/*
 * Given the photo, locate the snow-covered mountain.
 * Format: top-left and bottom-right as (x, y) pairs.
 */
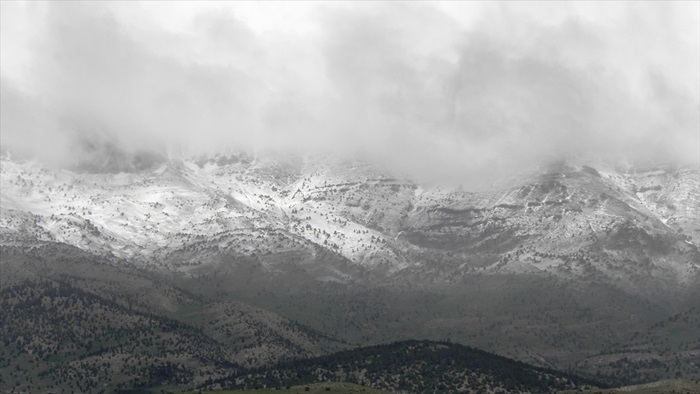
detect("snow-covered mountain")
(2, 152), (700, 384)
(2, 153), (698, 287)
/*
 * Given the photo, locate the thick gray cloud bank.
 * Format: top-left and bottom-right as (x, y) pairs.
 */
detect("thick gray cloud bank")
(1, 1), (698, 182)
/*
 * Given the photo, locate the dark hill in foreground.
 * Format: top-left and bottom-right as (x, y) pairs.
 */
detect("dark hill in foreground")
(210, 340), (604, 393)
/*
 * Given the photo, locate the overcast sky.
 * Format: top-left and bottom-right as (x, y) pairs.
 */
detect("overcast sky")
(1, 1), (698, 182)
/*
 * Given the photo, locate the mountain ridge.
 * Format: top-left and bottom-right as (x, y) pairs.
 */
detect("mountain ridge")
(2, 154), (697, 283)
(1, 153), (699, 387)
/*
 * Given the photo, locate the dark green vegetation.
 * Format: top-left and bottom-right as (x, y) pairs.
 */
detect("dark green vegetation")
(0, 243), (343, 393)
(211, 340), (603, 393)
(1, 280), (233, 393)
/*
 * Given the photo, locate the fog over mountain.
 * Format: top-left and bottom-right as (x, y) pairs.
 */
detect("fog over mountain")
(1, 1), (698, 183)
(3, 3), (700, 392)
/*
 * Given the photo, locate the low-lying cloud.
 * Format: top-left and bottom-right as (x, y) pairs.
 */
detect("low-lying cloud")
(1, 1), (698, 183)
